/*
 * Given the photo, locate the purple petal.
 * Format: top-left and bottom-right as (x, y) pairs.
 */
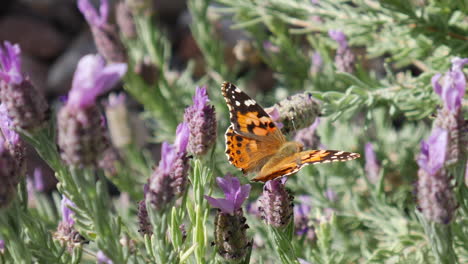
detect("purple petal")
(78, 0), (107, 27)
(418, 128), (448, 175)
(233, 184), (251, 209)
(193, 86), (209, 110)
(159, 142), (176, 174)
(175, 122), (190, 153)
(216, 175), (239, 196)
(0, 41), (22, 84)
(68, 54), (126, 109)
(204, 195), (234, 214)
(0, 240), (4, 250)
(33, 167), (45, 192)
(431, 73), (442, 96)
(0, 104), (20, 146)
(328, 30), (348, 49)
(61, 196), (76, 225)
(442, 71), (465, 112)
(451, 57), (468, 72)
(97, 250), (114, 264)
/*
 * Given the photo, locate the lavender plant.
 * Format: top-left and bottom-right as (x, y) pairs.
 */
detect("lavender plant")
(0, 0), (467, 264)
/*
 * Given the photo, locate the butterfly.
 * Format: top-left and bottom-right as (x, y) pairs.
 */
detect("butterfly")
(222, 82), (360, 182)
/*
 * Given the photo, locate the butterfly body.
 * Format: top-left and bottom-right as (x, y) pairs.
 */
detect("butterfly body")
(222, 82), (360, 182)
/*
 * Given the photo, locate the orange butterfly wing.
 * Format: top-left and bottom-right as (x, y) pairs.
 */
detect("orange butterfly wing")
(253, 150), (360, 182)
(222, 82), (285, 174)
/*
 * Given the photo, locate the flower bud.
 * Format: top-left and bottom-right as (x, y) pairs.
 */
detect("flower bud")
(214, 209), (251, 260)
(258, 178), (294, 228)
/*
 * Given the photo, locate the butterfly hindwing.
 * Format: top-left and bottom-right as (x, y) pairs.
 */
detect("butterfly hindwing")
(254, 150), (360, 182)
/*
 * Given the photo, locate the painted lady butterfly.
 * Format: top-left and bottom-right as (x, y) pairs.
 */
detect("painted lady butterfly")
(222, 82), (360, 182)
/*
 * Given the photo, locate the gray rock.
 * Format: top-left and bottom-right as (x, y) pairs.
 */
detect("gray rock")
(47, 30), (96, 95)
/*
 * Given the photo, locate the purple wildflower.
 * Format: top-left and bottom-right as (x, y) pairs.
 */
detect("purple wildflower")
(0, 137), (18, 208)
(416, 128), (457, 224)
(147, 123), (190, 211)
(364, 142), (381, 184)
(184, 86), (217, 156)
(294, 118), (320, 149)
(328, 30), (355, 73)
(431, 58), (468, 165)
(105, 93), (132, 148)
(258, 178), (294, 228)
(97, 250), (114, 264)
(207, 175), (252, 260)
(0, 104), (20, 147)
(57, 54), (126, 166)
(205, 175), (251, 215)
(0, 42), (48, 131)
(0, 240), (4, 253)
(265, 107), (284, 129)
(54, 196), (86, 251)
(78, 0), (127, 63)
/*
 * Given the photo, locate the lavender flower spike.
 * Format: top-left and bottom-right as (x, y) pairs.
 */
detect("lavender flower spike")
(416, 128), (457, 224)
(431, 58), (467, 113)
(147, 122), (190, 211)
(184, 86), (217, 156)
(206, 175), (252, 260)
(259, 178), (294, 228)
(61, 196), (76, 226)
(58, 54), (126, 166)
(54, 195), (86, 251)
(0, 42), (48, 130)
(204, 175), (251, 215)
(78, 0), (127, 63)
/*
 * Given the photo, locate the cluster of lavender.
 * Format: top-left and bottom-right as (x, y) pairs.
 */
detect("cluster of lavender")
(416, 58), (468, 224)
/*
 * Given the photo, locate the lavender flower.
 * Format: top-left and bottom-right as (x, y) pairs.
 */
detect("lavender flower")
(0, 240), (4, 253)
(0, 42), (48, 131)
(147, 123), (190, 211)
(57, 54), (127, 166)
(205, 175), (251, 260)
(184, 86), (217, 156)
(0, 103), (25, 172)
(265, 92), (321, 134)
(293, 118), (321, 149)
(97, 250), (114, 264)
(364, 142), (381, 184)
(78, 0), (127, 63)
(258, 178), (294, 228)
(416, 128), (456, 224)
(432, 57), (468, 165)
(105, 93), (132, 148)
(54, 196), (86, 251)
(329, 30), (355, 73)
(205, 175), (251, 215)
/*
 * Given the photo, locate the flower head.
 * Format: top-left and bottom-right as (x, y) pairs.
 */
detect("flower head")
(184, 86), (217, 156)
(205, 175), (251, 215)
(259, 178), (294, 228)
(77, 0), (109, 28)
(328, 30), (348, 49)
(0, 41), (22, 85)
(432, 57), (467, 113)
(147, 122), (190, 210)
(417, 128), (448, 176)
(329, 30), (355, 73)
(68, 54), (127, 109)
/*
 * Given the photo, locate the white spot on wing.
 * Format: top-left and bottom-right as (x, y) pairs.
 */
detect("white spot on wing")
(235, 101), (241, 106)
(235, 87), (241, 93)
(245, 99), (256, 106)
